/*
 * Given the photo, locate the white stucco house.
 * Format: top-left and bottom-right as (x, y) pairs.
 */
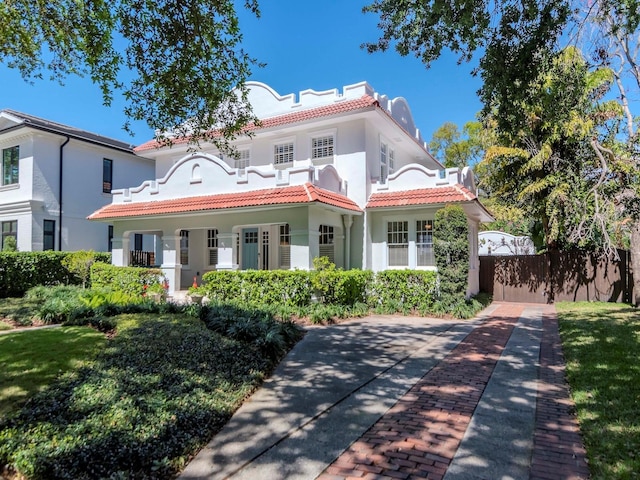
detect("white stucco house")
(0, 110), (155, 252)
(88, 81), (493, 294)
(478, 231), (535, 255)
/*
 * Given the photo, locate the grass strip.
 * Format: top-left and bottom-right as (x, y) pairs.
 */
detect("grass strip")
(557, 302), (640, 479)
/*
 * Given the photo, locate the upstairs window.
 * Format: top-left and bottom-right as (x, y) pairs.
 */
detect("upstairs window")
(103, 158), (113, 193)
(416, 220), (435, 267)
(311, 135), (334, 159)
(380, 141), (395, 183)
(234, 149), (251, 171)
(318, 225), (335, 264)
(207, 229), (218, 267)
(387, 221), (408, 266)
(2, 146), (19, 186)
(274, 142), (294, 165)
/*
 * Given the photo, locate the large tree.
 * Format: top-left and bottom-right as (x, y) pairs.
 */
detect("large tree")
(0, 0), (261, 148)
(429, 120), (488, 168)
(365, 0), (640, 304)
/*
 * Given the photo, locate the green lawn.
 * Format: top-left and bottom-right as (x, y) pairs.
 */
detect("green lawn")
(557, 302), (640, 480)
(0, 326), (106, 419)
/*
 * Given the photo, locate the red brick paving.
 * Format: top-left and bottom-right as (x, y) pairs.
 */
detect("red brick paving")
(317, 303), (590, 480)
(530, 308), (590, 480)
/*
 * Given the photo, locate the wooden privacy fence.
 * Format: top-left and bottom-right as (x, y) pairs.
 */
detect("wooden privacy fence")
(479, 250), (634, 303)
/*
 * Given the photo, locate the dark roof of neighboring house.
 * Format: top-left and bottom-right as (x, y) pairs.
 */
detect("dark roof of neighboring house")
(0, 109), (136, 153)
(88, 183), (362, 220)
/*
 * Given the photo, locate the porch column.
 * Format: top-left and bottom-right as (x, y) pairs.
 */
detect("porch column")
(216, 232), (238, 271)
(111, 237), (128, 266)
(342, 214), (353, 269)
(161, 235), (181, 294)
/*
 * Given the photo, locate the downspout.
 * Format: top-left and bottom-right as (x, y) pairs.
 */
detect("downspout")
(58, 136), (70, 251)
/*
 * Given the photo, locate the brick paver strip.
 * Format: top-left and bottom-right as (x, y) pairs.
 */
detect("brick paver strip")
(529, 309), (589, 480)
(318, 303), (524, 480)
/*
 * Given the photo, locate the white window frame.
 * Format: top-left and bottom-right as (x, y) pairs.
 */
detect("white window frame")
(279, 224), (291, 269)
(318, 224), (335, 264)
(379, 138), (395, 183)
(273, 138), (295, 166)
(387, 220), (409, 267)
(310, 130), (336, 161)
(234, 147), (251, 171)
(416, 220), (435, 267)
(180, 230), (189, 267)
(207, 229), (219, 267)
(2, 145), (19, 187)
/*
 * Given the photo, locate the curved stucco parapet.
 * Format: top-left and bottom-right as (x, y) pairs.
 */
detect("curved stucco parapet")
(373, 94), (426, 149)
(245, 81), (298, 118)
(379, 164), (478, 195)
(460, 166), (476, 193)
(315, 165), (346, 194)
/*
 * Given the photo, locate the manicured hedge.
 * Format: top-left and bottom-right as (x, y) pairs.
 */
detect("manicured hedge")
(90, 263), (165, 297)
(0, 251), (111, 297)
(201, 269), (436, 309)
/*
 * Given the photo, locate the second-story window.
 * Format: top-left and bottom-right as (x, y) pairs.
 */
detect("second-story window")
(274, 142), (294, 165)
(2, 146), (19, 186)
(380, 141), (395, 183)
(311, 135), (334, 159)
(103, 158), (113, 193)
(234, 149), (250, 170)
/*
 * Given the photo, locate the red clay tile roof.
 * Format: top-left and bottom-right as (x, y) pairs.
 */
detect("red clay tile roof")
(366, 185), (476, 209)
(134, 95), (378, 152)
(88, 183), (361, 220)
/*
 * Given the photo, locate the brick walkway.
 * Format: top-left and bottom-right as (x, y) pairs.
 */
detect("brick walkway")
(317, 303), (589, 480)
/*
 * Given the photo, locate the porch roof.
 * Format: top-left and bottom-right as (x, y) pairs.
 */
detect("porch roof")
(88, 183), (362, 220)
(366, 185), (476, 208)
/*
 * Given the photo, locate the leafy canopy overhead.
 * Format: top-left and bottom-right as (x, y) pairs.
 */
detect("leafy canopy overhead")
(0, 0), (261, 148)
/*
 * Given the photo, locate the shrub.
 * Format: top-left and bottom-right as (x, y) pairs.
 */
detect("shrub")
(434, 205), (470, 306)
(370, 270), (437, 310)
(0, 251), (110, 297)
(2, 236), (17, 252)
(62, 250), (98, 288)
(90, 263), (164, 296)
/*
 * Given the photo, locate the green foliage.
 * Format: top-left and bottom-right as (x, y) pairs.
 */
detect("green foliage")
(0, 0), (261, 148)
(429, 120), (488, 168)
(0, 313), (287, 479)
(0, 251), (111, 298)
(90, 263), (164, 297)
(61, 250), (98, 288)
(202, 270), (313, 307)
(369, 270), (437, 311)
(2, 236), (17, 252)
(310, 258), (374, 306)
(434, 205), (470, 306)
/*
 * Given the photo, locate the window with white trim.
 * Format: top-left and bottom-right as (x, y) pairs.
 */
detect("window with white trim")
(207, 229), (218, 267)
(279, 224), (291, 269)
(416, 220), (435, 266)
(318, 225), (335, 264)
(2, 146), (19, 186)
(274, 142), (294, 165)
(311, 135), (334, 159)
(180, 230), (189, 266)
(234, 149), (250, 170)
(262, 230), (269, 270)
(380, 141), (395, 183)
(387, 221), (408, 266)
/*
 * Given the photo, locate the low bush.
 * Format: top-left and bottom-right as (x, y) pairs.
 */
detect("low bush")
(369, 270), (438, 310)
(0, 251), (111, 297)
(90, 263), (165, 296)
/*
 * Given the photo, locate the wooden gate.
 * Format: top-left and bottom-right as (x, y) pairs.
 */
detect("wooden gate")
(479, 250), (633, 303)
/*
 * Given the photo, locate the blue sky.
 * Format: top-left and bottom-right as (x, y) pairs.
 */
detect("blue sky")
(0, 1), (483, 147)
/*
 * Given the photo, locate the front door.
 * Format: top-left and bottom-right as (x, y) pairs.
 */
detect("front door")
(242, 228), (259, 270)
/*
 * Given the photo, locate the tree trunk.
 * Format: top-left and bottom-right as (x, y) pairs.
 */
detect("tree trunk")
(630, 221), (640, 306)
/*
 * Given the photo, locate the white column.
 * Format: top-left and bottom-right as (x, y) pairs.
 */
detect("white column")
(161, 235), (181, 293)
(342, 214), (353, 270)
(111, 237), (127, 266)
(290, 228), (310, 270)
(216, 232), (238, 271)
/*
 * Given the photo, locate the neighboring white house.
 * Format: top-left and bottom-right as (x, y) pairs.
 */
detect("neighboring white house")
(0, 110), (155, 253)
(89, 81), (493, 294)
(478, 231), (535, 255)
